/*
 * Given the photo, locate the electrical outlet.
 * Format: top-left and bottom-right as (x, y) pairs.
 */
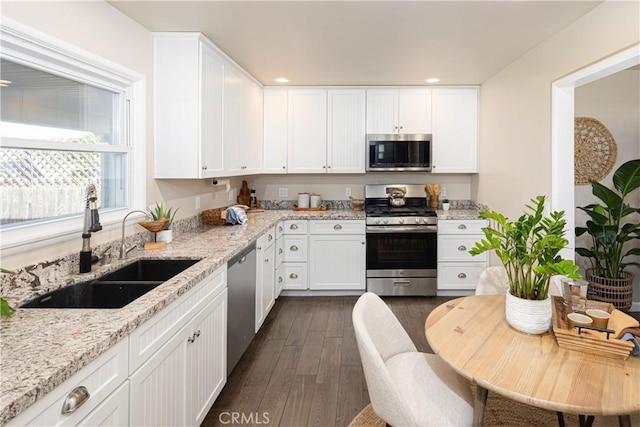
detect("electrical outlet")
(345, 187), (351, 197)
(279, 188), (288, 198)
(195, 196), (201, 210)
(228, 189), (235, 202)
(440, 187), (447, 197)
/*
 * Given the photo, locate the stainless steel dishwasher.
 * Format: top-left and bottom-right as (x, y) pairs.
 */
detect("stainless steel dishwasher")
(226, 242), (256, 376)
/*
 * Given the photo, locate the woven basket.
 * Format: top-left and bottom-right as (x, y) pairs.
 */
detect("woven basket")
(138, 218), (169, 233)
(586, 269), (634, 312)
(574, 117), (617, 185)
(202, 208), (226, 226)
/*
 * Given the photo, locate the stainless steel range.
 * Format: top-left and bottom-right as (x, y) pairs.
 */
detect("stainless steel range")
(365, 184), (438, 296)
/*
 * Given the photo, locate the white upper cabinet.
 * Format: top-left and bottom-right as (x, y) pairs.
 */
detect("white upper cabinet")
(287, 89), (328, 173)
(263, 89), (288, 173)
(366, 89), (432, 134)
(327, 89), (366, 173)
(431, 87), (479, 173)
(154, 33), (225, 178)
(224, 67), (263, 176)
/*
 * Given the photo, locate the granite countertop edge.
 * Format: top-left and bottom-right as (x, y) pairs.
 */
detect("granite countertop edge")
(0, 208), (481, 424)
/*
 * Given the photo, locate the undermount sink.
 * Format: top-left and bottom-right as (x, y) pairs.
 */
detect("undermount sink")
(20, 259), (201, 309)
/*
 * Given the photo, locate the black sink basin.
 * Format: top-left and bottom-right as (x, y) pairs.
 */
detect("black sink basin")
(98, 259), (200, 282)
(21, 259), (201, 309)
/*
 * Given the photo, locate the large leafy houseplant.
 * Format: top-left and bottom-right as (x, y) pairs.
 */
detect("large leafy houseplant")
(470, 195), (581, 300)
(575, 159), (640, 280)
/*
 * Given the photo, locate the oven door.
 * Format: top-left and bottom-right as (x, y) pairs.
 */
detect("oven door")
(366, 225), (437, 273)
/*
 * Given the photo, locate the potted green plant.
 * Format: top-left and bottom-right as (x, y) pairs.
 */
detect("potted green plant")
(575, 159), (640, 311)
(148, 202), (180, 244)
(470, 195), (581, 334)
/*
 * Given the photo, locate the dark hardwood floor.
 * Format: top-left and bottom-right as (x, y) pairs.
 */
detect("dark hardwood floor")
(202, 295), (453, 427)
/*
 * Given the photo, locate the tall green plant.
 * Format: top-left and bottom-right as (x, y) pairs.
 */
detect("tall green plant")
(148, 202), (180, 230)
(470, 195), (581, 300)
(575, 159), (640, 279)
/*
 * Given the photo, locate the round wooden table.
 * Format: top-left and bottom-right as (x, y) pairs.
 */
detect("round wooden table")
(425, 295), (640, 427)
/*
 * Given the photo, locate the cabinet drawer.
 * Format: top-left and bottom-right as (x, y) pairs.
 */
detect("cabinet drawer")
(8, 339), (128, 427)
(283, 220), (308, 234)
(309, 220), (365, 234)
(283, 235), (308, 262)
(438, 263), (486, 290)
(438, 235), (487, 262)
(275, 221), (285, 239)
(281, 263), (308, 290)
(129, 264), (226, 373)
(275, 236), (284, 266)
(438, 219), (487, 235)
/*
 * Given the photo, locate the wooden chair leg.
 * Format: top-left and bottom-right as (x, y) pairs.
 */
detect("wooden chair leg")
(579, 414), (595, 427)
(556, 411), (565, 427)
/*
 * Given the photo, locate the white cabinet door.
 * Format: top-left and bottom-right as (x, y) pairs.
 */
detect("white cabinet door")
(366, 89), (431, 134)
(154, 33), (224, 179)
(327, 90), (366, 173)
(224, 65), (245, 176)
(287, 89), (327, 173)
(263, 89), (288, 173)
(255, 228), (275, 332)
(188, 289), (228, 426)
(309, 235), (366, 290)
(398, 89), (432, 134)
(130, 324), (189, 427)
(244, 79), (264, 174)
(366, 89), (398, 133)
(432, 87), (479, 173)
(199, 41), (225, 177)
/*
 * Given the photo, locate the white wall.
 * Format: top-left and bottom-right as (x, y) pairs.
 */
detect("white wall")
(475, 1), (640, 217)
(574, 69), (640, 300)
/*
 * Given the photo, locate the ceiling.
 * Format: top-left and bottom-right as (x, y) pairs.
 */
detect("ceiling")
(108, 1), (602, 86)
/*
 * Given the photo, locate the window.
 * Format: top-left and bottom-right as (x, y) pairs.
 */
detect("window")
(0, 19), (145, 255)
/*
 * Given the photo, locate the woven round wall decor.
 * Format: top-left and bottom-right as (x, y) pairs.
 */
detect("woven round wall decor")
(574, 117), (617, 185)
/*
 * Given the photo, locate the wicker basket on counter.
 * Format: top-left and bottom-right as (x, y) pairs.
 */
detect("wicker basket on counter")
(202, 208), (226, 226)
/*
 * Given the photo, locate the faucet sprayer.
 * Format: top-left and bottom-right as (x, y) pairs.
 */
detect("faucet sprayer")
(79, 184), (102, 273)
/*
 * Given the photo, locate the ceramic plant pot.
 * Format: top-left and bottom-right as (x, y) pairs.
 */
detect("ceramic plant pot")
(156, 229), (173, 244)
(504, 290), (551, 335)
(442, 202), (450, 211)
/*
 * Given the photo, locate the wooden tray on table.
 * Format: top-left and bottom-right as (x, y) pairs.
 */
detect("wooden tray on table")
(551, 296), (637, 360)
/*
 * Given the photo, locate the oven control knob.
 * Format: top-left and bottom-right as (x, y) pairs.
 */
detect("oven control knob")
(375, 219), (381, 224)
(383, 219), (389, 224)
(422, 218), (429, 224)
(415, 218), (420, 224)
(398, 219), (404, 224)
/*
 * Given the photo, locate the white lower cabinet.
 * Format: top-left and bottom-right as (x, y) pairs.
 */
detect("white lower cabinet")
(256, 227), (276, 332)
(275, 222), (285, 297)
(7, 339), (129, 427)
(437, 219), (488, 291)
(129, 265), (227, 427)
(281, 220), (309, 290)
(308, 220), (366, 290)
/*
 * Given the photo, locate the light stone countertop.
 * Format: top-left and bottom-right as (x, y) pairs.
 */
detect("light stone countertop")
(0, 207), (481, 424)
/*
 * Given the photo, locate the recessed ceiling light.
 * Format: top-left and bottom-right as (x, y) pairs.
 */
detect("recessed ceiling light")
(274, 77), (289, 83)
(425, 78), (440, 83)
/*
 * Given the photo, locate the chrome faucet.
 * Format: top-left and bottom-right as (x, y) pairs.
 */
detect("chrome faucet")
(119, 210), (149, 260)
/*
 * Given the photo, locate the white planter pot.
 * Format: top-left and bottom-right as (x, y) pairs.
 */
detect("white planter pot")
(156, 229), (173, 244)
(442, 203), (450, 211)
(504, 290), (551, 335)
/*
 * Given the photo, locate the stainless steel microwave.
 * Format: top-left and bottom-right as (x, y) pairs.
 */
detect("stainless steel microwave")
(366, 134), (432, 172)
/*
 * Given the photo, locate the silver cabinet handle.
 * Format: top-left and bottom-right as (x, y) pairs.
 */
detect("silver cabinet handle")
(361, 241), (365, 245)
(393, 280), (411, 286)
(290, 224), (298, 230)
(202, 165), (208, 170)
(458, 245), (467, 251)
(238, 256), (246, 264)
(290, 245), (299, 251)
(278, 276), (283, 283)
(278, 226), (283, 232)
(278, 248), (283, 254)
(458, 273), (467, 279)
(265, 258), (269, 263)
(333, 224), (342, 230)
(61, 386), (90, 415)
(268, 234), (273, 241)
(289, 273), (298, 279)
(458, 224), (467, 230)
(194, 330), (201, 338)
(256, 246), (262, 250)
(188, 335), (195, 343)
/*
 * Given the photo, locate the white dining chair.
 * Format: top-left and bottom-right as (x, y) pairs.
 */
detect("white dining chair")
(352, 292), (474, 427)
(475, 266), (509, 295)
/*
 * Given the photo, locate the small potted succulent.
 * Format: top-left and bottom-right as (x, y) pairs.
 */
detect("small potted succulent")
(442, 199), (450, 211)
(148, 202), (180, 244)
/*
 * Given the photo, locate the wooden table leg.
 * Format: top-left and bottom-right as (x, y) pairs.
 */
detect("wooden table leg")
(618, 415), (631, 427)
(556, 412), (565, 427)
(474, 386), (488, 427)
(578, 415), (594, 427)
